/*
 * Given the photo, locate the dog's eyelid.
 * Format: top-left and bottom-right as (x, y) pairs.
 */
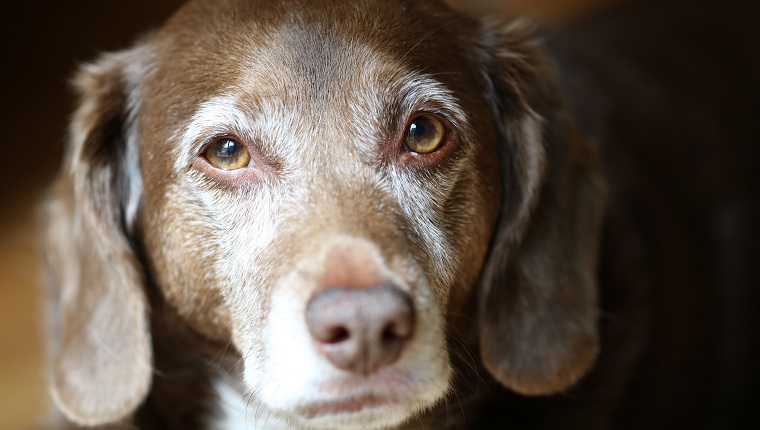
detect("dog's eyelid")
(195, 132), (247, 156)
(188, 131), (284, 187)
(398, 95), (469, 143)
(203, 137), (253, 171)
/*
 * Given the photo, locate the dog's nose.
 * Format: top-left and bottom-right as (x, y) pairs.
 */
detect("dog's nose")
(305, 284), (415, 374)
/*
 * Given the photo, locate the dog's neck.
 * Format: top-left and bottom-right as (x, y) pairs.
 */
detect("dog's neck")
(208, 373), (290, 430)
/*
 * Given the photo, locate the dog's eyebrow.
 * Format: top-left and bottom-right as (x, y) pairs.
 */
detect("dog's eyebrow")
(173, 73), (469, 172)
(401, 75), (467, 119)
(173, 94), (257, 172)
(395, 74), (469, 128)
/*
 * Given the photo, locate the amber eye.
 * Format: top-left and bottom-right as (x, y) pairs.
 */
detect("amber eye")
(205, 138), (251, 170)
(405, 114), (446, 154)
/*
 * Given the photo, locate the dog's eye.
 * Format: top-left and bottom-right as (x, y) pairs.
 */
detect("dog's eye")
(205, 138), (251, 170)
(405, 114), (446, 154)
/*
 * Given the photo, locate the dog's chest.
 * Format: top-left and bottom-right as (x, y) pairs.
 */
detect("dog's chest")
(208, 377), (291, 430)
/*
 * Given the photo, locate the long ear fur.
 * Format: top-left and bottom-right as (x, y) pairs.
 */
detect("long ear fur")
(42, 46), (153, 425)
(477, 21), (607, 395)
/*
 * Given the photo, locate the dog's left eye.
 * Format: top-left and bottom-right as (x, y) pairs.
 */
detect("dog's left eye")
(205, 138), (251, 170)
(405, 114), (446, 154)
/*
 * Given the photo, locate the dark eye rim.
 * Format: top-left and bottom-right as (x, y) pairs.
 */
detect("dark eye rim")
(395, 111), (459, 166)
(403, 113), (448, 154)
(193, 134), (265, 185)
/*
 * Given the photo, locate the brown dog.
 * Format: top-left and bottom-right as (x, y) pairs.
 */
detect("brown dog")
(42, 0), (758, 429)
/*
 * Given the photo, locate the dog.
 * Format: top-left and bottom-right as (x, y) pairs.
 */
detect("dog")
(41, 0), (759, 429)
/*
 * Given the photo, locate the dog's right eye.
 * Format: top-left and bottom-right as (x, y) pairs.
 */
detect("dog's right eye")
(204, 138), (252, 170)
(404, 114), (447, 154)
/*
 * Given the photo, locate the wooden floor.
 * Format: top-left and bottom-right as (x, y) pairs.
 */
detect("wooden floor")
(0, 195), (48, 429)
(0, 1), (616, 428)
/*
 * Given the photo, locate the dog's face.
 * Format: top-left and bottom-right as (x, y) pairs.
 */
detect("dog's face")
(142, 0), (500, 425)
(44, 0), (605, 428)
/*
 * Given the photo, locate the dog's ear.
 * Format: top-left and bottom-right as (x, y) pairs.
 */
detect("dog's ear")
(42, 46), (152, 425)
(476, 21), (606, 395)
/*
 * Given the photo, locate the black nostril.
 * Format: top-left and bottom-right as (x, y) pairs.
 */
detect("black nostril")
(382, 324), (397, 341)
(382, 325), (403, 351)
(382, 317), (412, 345)
(325, 327), (350, 344)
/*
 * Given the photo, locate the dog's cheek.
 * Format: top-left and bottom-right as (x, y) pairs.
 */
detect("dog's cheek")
(389, 146), (499, 316)
(446, 147), (502, 317)
(142, 185), (238, 342)
(186, 183), (282, 355)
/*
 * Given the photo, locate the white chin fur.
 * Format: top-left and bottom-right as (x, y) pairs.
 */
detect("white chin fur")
(235, 272), (451, 430)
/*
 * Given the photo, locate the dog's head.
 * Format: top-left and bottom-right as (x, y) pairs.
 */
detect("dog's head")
(43, 0), (605, 428)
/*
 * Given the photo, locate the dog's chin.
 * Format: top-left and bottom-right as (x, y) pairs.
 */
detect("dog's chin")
(252, 370), (450, 430)
(292, 396), (418, 430)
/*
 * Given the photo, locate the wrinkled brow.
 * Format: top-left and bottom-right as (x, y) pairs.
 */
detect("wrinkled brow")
(172, 72), (469, 172)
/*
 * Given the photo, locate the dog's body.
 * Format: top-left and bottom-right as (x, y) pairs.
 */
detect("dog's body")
(42, 0), (759, 429)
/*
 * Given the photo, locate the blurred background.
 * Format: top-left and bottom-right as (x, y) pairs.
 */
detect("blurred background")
(0, 2), (186, 427)
(0, 0), (757, 428)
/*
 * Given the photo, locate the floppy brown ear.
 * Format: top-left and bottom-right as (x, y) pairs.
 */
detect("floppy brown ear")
(42, 47), (153, 425)
(476, 21), (607, 395)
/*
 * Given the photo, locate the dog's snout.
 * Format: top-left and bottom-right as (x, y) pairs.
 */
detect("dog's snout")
(305, 284), (415, 374)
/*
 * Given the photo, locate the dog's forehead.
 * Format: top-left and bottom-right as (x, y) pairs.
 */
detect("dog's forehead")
(139, 0), (482, 152)
(154, 0), (474, 89)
